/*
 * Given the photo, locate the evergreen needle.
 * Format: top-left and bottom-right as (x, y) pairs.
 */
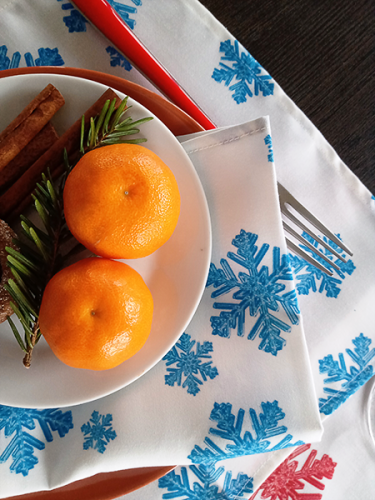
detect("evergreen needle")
(89, 117), (96, 148)
(20, 218), (50, 246)
(46, 180), (58, 209)
(7, 314), (27, 352)
(34, 199), (53, 240)
(80, 116), (85, 154)
(7, 255), (35, 278)
(10, 303), (34, 349)
(5, 247), (40, 273)
(6, 280), (38, 318)
(95, 99), (110, 139)
(103, 98), (117, 134)
(29, 227), (50, 263)
(106, 130), (140, 139)
(101, 138), (147, 145)
(110, 97), (128, 132)
(9, 267), (34, 299)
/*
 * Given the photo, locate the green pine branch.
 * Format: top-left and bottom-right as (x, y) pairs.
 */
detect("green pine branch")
(5, 96), (152, 368)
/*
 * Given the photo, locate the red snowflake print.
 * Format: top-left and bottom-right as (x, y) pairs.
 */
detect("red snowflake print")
(250, 444), (337, 500)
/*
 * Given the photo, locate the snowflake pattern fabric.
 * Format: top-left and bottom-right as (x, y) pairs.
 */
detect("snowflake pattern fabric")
(57, 0), (141, 32)
(0, 45), (64, 70)
(188, 401), (303, 465)
(289, 233), (355, 298)
(57, 1), (88, 33)
(318, 333), (375, 415)
(106, 46), (132, 71)
(107, 0), (139, 30)
(0, 45), (21, 70)
(251, 444), (337, 500)
(212, 39), (274, 104)
(206, 230), (299, 356)
(0, 406), (73, 476)
(81, 411), (117, 454)
(162, 333), (219, 396)
(159, 464), (254, 499)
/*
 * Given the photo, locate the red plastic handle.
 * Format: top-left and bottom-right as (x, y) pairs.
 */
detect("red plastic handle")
(72, 0), (216, 130)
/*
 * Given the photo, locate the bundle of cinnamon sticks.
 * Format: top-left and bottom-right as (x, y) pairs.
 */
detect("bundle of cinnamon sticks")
(0, 84), (122, 221)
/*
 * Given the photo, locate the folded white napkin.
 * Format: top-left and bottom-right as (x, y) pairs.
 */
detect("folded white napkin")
(132, 0), (375, 423)
(0, 117), (323, 498)
(125, 374), (375, 500)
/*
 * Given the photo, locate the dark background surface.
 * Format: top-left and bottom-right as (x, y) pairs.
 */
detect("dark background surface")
(199, 0), (374, 194)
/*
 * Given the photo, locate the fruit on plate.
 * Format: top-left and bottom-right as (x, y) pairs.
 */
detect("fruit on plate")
(39, 257), (154, 370)
(63, 143), (181, 259)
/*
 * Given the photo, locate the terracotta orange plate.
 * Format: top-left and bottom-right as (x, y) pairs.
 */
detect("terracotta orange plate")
(0, 67), (204, 137)
(0, 66), (203, 500)
(6, 466), (175, 500)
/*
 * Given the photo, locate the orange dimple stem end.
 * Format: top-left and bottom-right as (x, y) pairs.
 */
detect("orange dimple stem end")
(39, 257), (154, 371)
(63, 143), (181, 259)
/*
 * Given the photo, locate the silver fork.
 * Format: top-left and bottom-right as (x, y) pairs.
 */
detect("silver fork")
(277, 183), (353, 276)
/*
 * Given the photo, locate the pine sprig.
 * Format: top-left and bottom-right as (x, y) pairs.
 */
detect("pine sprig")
(85, 96), (153, 149)
(5, 96), (152, 367)
(5, 168), (65, 367)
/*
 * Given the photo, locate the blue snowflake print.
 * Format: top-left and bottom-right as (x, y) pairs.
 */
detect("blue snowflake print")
(81, 411), (117, 454)
(162, 333), (219, 396)
(0, 45), (21, 70)
(206, 230), (299, 356)
(188, 401), (303, 465)
(64, 9), (88, 32)
(318, 334), (375, 415)
(264, 134), (274, 162)
(371, 195), (375, 201)
(106, 46), (132, 71)
(57, 0), (141, 32)
(289, 233), (355, 298)
(159, 463), (253, 499)
(107, 0), (139, 30)
(0, 406), (73, 476)
(212, 39), (274, 104)
(0, 45), (64, 70)
(24, 48), (65, 67)
(57, 0), (87, 33)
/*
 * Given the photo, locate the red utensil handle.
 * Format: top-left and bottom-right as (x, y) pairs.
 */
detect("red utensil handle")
(72, 0), (216, 130)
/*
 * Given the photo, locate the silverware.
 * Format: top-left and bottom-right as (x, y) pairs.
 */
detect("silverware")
(278, 183), (353, 276)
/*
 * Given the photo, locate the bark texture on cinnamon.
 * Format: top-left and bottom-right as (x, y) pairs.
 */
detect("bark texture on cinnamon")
(0, 84), (65, 170)
(0, 88), (122, 221)
(0, 122), (59, 193)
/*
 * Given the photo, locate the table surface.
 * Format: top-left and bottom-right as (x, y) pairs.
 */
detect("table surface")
(200, 0), (375, 194)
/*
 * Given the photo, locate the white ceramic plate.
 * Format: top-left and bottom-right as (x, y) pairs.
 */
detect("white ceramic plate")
(0, 74), (211, 409)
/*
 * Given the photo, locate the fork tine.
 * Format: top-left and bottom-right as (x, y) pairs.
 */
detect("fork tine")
(285, 238), (333, 276)
(277, 183), (353, 257)
(282, 221), (341, 273)
(281, 207), (347, 263)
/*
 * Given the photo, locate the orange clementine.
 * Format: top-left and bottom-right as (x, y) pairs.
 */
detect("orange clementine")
(63, 143), (181, 259)
(39, 257), (153, 370)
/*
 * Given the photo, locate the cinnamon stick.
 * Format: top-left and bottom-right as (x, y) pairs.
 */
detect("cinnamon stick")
(0, 84), (65, 171)
(0, 88), (122, 221)
(0, 122), (59, 193)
